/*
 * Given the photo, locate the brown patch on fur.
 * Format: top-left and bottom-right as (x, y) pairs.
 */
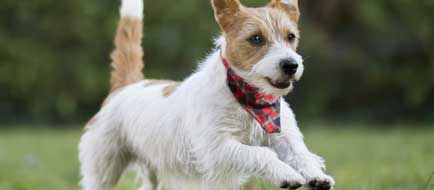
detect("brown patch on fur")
(268, 0), (300, 22)
(143, 79), (176, 87)
(211, 0), (241, 30)
(94, 79), (176, 124)
(162, 83), (180, 97)
(142, 79), (179, 97)
(212, 0), (300, 71)
(110, 16), (144, 93)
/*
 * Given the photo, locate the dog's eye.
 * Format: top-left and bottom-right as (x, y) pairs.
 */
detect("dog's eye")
(248, 34), (265, 46)
(287, 33), (296, 42)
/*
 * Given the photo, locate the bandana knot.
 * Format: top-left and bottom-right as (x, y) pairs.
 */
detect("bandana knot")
(221, 52), (281, 133)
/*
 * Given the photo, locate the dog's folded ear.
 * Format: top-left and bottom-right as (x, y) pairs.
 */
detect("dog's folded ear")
(268, 0), (300, 22)
(211, 0), (242, 31)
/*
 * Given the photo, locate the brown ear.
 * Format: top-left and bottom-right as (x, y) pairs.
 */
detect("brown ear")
(211, 0), (242, 31)
(268, 0), (300, 22)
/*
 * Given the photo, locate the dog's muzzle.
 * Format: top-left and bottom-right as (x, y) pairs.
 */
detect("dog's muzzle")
(280, 58), (299, 76)
(265, 58), (299, 89)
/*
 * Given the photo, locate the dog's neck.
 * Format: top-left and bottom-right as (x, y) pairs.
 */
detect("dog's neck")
(193, 36), (282, 133)
(194, 36), (229, 91)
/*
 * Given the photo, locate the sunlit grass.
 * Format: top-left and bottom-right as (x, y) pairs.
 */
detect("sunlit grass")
(0, 126), (433, 190)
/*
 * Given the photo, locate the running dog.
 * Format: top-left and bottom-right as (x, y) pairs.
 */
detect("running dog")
(78, 0), (335, 190)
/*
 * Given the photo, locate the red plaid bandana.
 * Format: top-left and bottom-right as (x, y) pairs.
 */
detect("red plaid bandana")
(221, 53), (281, 133)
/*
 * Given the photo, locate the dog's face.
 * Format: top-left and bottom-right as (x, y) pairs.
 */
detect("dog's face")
(212, 0), (303, 95)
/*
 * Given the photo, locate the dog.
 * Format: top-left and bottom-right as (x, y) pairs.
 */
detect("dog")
(78, 0), (335, 190)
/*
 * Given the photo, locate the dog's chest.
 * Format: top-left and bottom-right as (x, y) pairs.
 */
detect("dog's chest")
(223, 103), (270, 146)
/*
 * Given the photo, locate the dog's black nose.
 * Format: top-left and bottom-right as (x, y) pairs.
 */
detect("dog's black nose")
(280, 59), (298, 75)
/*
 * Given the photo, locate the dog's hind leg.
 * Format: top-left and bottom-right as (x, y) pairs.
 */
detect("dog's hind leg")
(79, 124), (131, 190)
(137, 164), (157, 190)
(79, 0), (144, 189)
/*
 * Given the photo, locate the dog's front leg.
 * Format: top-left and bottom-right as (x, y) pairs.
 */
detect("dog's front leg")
(271, 100), (335, 190)
(215, 139), (305, 189)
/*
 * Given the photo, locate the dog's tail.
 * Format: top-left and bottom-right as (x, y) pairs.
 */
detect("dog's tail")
(109, 0), (144, 92)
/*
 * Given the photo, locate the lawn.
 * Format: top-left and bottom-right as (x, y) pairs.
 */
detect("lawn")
(0, 125), (433, 190)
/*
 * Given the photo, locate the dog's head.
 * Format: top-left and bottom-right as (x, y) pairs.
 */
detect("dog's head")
(212, 0), (303, 96)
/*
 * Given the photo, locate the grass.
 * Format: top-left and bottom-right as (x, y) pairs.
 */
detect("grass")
(0, 125), (433, 190)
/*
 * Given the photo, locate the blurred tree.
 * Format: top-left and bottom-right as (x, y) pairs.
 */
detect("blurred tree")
(0, 0), (432, 125)
(292, 0), (434, 123)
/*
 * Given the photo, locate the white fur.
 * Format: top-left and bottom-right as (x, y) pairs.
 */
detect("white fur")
(79, 36), (333, 190)
(120, 0), (143, 18)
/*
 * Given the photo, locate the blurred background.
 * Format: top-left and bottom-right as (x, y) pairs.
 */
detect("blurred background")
(0, 0), (433, 190)
(1, 0), (433, 124)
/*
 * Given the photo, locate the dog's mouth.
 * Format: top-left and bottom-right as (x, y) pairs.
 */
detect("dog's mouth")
(265, 77), (292, 89)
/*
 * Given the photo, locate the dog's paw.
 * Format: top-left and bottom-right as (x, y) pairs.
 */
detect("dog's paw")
(279, 180), (303, 190)
(272, 171), (306, 190)
(306, 174), (335, 190)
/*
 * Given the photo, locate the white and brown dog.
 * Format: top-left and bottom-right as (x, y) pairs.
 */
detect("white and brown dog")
(78, 0), (334, 190)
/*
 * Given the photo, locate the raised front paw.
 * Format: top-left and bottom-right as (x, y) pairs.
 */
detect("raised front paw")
(306, 174), (335, 190)
(279, 180), (303, 190)
(270, 169), (306, 190)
